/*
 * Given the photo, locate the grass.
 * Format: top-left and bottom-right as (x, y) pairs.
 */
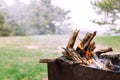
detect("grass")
(0, 35), (64, 80)
(0, 48), (47, 80)
(94, 35), (120, 52)
(0, 34), (120, 80)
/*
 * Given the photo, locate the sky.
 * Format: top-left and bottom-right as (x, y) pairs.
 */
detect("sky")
(4, 0), (30, 5)
(4, 0), (108, 34)
(52, 0), (108, 34)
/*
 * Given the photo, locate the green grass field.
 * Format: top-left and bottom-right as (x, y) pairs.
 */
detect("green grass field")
(0, 35), (120, 80)
(94, 35), (120, 52)
(0, 35), (65, 80)
(0, 48), (47, 80)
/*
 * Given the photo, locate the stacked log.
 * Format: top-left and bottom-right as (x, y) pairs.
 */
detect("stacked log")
(40, 30), (120, 71)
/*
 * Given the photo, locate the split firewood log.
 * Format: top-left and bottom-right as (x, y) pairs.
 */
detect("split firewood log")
(76, 32), (93, 57)
(85, 42), (96, 63)
(71, 48), (87, 65)
(95, 47), (113, 58)
(62, 29), (80, 56)
(62, 47), (87, 64)
(81, 32), (92, 46)
(84, 31), (96, 50)
(87, 42), (96, 51)
(76, 31), (96, 56)
(66, 29), (80, 49)
(76, 31), (97, 64)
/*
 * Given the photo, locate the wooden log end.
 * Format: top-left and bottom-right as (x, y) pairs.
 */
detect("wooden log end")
(39, 59), (55, 63)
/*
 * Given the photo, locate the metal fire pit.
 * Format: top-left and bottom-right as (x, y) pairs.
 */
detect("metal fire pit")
(47, 61), (120, 80)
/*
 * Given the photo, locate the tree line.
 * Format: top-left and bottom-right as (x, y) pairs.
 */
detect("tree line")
(0, 0), (70, 36)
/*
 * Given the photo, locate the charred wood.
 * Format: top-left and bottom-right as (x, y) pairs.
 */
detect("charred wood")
(106, 62), (120, 71)
(100, 53), (120, 66)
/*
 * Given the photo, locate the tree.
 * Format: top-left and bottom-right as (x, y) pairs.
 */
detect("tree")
(25, 0), (70, 35)
(0, 0), (70, 36)
(0, 0), (10, 36)
(7, 0), (26, 36)
(92, 0), (120, 25)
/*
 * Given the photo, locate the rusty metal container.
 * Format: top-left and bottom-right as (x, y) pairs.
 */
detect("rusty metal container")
(47, 61), (120, 80)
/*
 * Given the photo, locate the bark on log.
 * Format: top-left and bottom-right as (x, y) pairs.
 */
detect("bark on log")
(76, 31), (96, 61)
(66, 29), (80, 49)
(84, 31), (97, 50)
(100, 53), (120, 59)
(76, 32), (93, 55)
(71, 48), (87, 64)
(81, 32), (92, 46)
(63, 29), (80, 56)
(95, 47), (113, 57)
(62, 47), (87, 64)
(62, 47), (80, 62)
(87, 42), (96, 51)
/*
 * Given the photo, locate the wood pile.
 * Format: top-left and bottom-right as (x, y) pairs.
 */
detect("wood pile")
(40, 30), (120, 71)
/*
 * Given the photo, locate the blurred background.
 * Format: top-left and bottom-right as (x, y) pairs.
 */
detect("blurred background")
(0, 0), (120, 80)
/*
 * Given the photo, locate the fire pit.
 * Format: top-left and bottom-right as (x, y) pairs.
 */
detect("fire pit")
(40, 30), (120, 80)
(47, 61), (120, 80)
